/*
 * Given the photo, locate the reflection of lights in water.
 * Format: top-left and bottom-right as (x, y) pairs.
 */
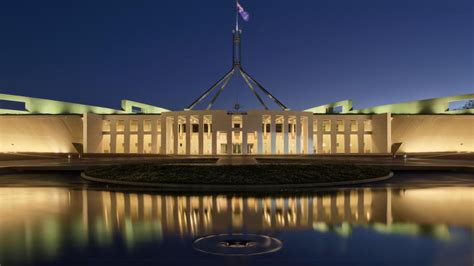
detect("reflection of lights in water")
(0, 187), (473, 262)
(335, 222), (352, 237)
(313, 222), (329, 232)
(217, 196), (227, 212)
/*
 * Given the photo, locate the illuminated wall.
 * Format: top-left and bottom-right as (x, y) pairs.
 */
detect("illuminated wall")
(392, 115), (474, 152)
(0, 115), (82, 153)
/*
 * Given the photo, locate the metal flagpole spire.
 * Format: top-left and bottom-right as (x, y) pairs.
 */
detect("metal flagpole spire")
(235, 0), (239, 31)
(186, 0), (289, 111)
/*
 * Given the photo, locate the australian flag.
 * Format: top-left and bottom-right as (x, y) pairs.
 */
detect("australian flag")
(237, 2), (249, 21)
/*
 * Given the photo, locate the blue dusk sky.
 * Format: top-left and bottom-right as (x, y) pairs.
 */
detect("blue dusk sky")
(0, 0), (472, 111)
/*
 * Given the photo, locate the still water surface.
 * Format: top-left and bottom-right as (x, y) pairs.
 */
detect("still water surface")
(0, 177), (472, 265)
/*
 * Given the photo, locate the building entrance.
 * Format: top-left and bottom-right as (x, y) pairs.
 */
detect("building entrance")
(247, 144), (254, 154)
(232, 144), (242, 154)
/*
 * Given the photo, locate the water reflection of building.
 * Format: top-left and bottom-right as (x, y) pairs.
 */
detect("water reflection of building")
(0, 187), (473, 262)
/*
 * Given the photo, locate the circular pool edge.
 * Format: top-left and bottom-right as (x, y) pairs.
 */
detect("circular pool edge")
(80, 172), (393, 191)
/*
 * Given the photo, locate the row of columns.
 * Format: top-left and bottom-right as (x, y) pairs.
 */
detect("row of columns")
(158, 113), (314, 155)
(103, 118), (161, 154)
(98, 113), (388, 155)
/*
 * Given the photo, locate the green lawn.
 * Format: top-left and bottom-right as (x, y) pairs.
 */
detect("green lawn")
(84, 164), (390, 185)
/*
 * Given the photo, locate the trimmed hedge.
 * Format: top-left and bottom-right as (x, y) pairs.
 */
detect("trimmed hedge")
(84, 164), (390, 185)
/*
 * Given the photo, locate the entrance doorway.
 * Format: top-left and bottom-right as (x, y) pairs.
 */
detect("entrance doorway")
(232, 144), (242, 154)
(247, 144), (254, 154)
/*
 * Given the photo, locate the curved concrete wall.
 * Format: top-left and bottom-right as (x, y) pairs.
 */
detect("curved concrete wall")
(0, 115), (83, 153)
(391, 115), (474, 152)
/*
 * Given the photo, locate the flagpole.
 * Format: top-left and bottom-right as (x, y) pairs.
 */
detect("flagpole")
(235, 0), (239, 31)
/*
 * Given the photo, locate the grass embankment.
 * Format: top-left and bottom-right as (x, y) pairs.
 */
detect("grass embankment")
(84, 164), (390, 185)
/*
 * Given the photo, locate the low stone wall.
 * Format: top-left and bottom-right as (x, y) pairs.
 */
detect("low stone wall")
(81, 172), (393, 192)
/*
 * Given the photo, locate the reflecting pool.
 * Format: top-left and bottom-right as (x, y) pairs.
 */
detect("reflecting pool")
(0, 181), (473, 265)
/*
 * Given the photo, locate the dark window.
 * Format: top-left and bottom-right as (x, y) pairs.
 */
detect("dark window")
(449, 99), (474, 110)
(182, 124), (186, 133)
(288, 124), (292, 133)
(234, 123), (241, 128)
(204, 124), (209, 133)
(332, 106), (343, 113)
(0, 100), (26, 111)
(276, 124), (283, 133)
(266, 124), (271, 132)
(192, 124), (199, 133)
(131, 106), (142, 113)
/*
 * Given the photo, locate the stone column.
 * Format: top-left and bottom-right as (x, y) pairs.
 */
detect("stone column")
(331, 118), (337, 154)
(257, 118), (263, 154)
(199, 115), (204, 155)
(160, 117), (167, 154)
(212, 128), (217, 155)
(242, 130), (248, 154)
(307, 115), (314, 154)
(283, 114), (289, 154)
(242, 115), (248, 154)
(186, 115), (191, 155)
(151, 119), (157, 154)
(317, 117), (323, 154)
(295, 115), (301, 154)
(110, 118), (117, 153)
(270, 115), (276, 154)
(173, 115), (178, 155)
(227, 130), (232, 155)
(344, 118), (351, 154)
(124, 118), (130, 153)
(138, 119), (144, 154)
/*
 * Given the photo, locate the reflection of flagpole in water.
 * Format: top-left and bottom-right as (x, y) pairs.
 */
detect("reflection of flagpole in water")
(82, 189), (89, 242)
(386, 189), (393, 225)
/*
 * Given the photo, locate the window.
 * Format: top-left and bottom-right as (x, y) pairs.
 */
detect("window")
(336, 134), (345, 153)
(131, 106), (142, 113)
(276, 124), (283, 133)
(350, 134), (358, 153)
(116, 120), (125, 132)
(364, 120), (372, 132)
(332, 106), (343, 113)
(220, 144), (227, 154)
(192, 124), (199, 133)
(102, 120), (111, 132)
(322, 120), (331, 132)
(130, 120), (138, 132)
(350, 120), (357, 132)
(232, 115), (243, 128)
(102, 135), (110, 153)
(204, 124), (212, 133)
(144, 120), (152, 132)
(266, 124), (271, 133)
(156, 120), (162, 132)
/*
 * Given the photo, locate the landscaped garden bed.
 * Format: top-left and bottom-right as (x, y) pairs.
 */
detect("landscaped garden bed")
(83, 163), (391, 185)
